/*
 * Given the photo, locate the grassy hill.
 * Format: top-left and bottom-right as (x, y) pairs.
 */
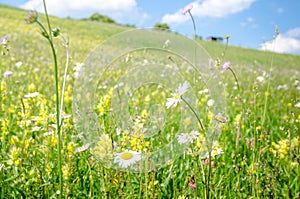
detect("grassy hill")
(1, 4), (300, 70)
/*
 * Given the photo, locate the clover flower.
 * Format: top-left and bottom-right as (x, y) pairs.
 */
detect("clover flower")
(166, 81), (189, 109)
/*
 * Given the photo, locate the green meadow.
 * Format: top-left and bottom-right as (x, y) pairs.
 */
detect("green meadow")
(0, 4), (299, 198)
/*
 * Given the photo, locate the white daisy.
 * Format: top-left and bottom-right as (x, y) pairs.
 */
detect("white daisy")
(295, 102), (300, 108)
(114, 150), (141, 168)
(176, 130), (200, 144)
(207, 99), (215, 107)
(166, 81), (189, 109)
(256, 76), (265, 83)
(24, 92), (39, 98)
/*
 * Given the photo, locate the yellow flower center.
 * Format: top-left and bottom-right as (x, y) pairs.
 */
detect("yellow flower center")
(174, 94), (179, 101)
(121, 152), (133, 160)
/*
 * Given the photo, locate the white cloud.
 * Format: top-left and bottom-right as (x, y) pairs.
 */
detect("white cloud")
(20, 0), (147, 24)
(162, 0), (256, 25)
(260, 28), (300, 54)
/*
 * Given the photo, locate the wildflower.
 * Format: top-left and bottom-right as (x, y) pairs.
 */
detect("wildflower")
(181, 4), (193, 15)
(24, 92), (39, 98)
(256, 76), (265, 83)
(32, 126), (41, 132)
(176, 130), (200, 144)
(114, 150), (141, 168)
(234, 114), (242, 125)
(3, 71), (13, 78)
(196, 133), (205, 149)
(116, 127), (122, 136)
(207, 99), (215, 107)
(188, 181), (196, 190)
(15, 61), (23, 68)
(222, 61), (231, 71)
(1, 35), (9, 55)
(62, 165), (70, 180)
(276, 84), (288, 90)
(224, 34), (230, 39)
(205, 141), (224, 158)
(0, 35), (8, 44)
(166, 81), (189, 109)
(256, 125), (262, 131)
(294, 102), (300, 108)
(25, 11), (38, 24)
(198, 88), (209, 95)
(270, 139), (290, 159)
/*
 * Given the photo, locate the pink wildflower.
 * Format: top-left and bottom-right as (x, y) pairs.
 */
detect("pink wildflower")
(181, 4), (193, 15)
(188, 182), (196, 190)
(223, 61), (231, 71)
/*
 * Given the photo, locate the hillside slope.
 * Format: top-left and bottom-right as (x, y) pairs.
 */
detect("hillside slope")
(1, 4), (300, 71)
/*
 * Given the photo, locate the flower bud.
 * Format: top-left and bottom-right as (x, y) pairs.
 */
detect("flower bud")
(26, 11), (38, 24)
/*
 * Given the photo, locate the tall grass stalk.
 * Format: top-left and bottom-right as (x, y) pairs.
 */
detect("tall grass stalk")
(39, 0), (63, 196)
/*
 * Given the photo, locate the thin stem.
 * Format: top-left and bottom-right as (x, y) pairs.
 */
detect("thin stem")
(206, 151), (212, 199)
(42, 0), (63, 197)
(181, 97), (205, 132)
(59, 35), (70, 125)
(228, 67), (240, 90)
(221, 38), (229, 59)
(188, 10), (197, 40)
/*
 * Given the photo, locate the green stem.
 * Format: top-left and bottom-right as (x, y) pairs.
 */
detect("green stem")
(188, 10), (197, 40)
(228, 67), (240, 90)
(42, 0), (63, 197)
(206, 151), (212, 199)
(181, 97), (205, 132)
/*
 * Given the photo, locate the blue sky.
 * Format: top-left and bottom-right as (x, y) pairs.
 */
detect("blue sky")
(1, 0), (300, 55)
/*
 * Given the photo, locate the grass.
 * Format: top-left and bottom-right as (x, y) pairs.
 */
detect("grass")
(0, 4), (299, 198)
